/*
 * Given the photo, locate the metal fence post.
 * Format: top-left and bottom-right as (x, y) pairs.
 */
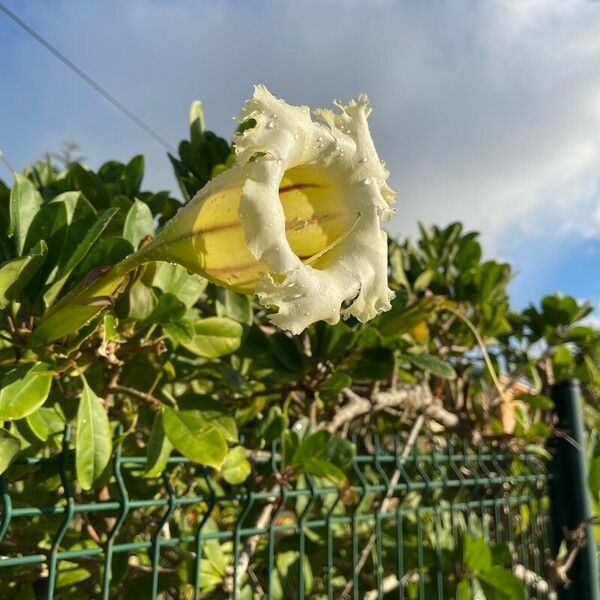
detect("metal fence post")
(549, 379), (600, 600)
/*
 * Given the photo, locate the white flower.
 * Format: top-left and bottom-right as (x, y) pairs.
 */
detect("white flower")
(146, 85), (396, 334)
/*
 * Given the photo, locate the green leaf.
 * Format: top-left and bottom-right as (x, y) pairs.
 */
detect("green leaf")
(0, 240), (47, 308)
(0, 363), (53, 420)
(463, 534), (492, 573)
(318, 371), (351, 400)
(146, 293), (186, 324)
(44, 208), (118, 306)
(162, 408), (228, 469)
(195, 396), (238, 442)
(163, 319), (195, 344)
(406, 354), (457, 380)
(26, 192), (93, 275)
(589, 455), (600, 498)
(292, 431), (330, 465)
(221, 446), (251, 484)
(553, 345), (573, 368)
(413, 268), (434, 292)
(176, 395), (238, 442)
(26, 406), (65, 441)
(123, 199), (154, 248)
(349, 347), (394, 380)
(9, 173), (43, 256)
(517, 393), (553, 410)
(76, 378), (112, 490)
(478, 567), (525, 600)
(378, 296), (442, 338)
(145, 413), (173, 478)
(152, 261), (207, 308)
(456, 578), (471, 600)
(323, 436), (355, 468)
(123, 155), (145, 196)
(182, 317), (243, 358)
(70, 163), (109, 209)
(269, 332), (303, 372)
(215, 288), (253, 325)
(302, 458), (346, 484)
(490, 542), (512, 567)
(0, 427), (21, 474)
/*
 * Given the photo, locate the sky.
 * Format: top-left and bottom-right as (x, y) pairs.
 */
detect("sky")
(1, 0), (600, 312)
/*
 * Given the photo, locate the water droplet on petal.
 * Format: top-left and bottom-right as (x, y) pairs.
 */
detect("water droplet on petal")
(266, 121), (276, 129)
(359, 157), (368, 163)
(293, 132), (300, 139)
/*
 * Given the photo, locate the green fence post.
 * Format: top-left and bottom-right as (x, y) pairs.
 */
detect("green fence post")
(549, 379), (600, 600)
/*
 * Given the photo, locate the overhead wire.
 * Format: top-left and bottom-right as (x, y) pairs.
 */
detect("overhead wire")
(0, 1), (177, 154)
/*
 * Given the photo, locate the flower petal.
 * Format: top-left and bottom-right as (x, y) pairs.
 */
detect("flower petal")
(233, 86), (396, 332)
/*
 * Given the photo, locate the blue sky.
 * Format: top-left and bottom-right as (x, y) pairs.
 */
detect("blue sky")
(1, 0), (600, 313)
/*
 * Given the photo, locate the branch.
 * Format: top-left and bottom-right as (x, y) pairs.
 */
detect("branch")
(222, 486), (280, 597)
(326, 384), (459, 434)
(109, 384), (163, 410)
(364, 572), (422, 600)
(513, 564), (556, 598)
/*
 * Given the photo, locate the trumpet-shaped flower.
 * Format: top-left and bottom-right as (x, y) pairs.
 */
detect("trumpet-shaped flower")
(30, 86), (396, 345)
(142, 85), (396, 334)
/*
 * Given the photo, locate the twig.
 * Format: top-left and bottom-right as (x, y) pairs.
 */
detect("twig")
(109, 384), (163, 410)
(551, 520), (591, 587)
(338, 415), (425, 599)
(326, 385), (459, 434)
(222, 487), (281, 597)
(513, 564), (556, 598)
(364, 572), (421, 600)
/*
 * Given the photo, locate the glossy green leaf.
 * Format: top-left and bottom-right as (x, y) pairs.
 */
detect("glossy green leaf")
(0, 363), (53, 420)
(182, 317), (243, 358)
(0, 240), (47, 308)
(145, 412), (173, 478)
(221, 446), (251, 484)
(478, 567), (525, 600)
(76, 378), (112, 490)
(152, 261), (207, 308)
(292, 430), (330, 465)
(269, 332), (303, 372)
(70, 163), (109, 209)
(123, 199), (154, 248)
(323, 436), (355, 468)
(162, 408), (228, 469)
(463, 534), (492, 573)
(9, 173), (43, 256)
(302, 458), (346, 483)
(44, 207), (118, 306)
(406, 354), (457, 380)
(26, 406), (65, 441)
(216, 288), (253, 325)
(123, 155), (145, 196)
(145, 293), (186, 324)
(25, 192), (93, 274)
(517, 393), (553, 410)
(349, 347), (394, 380)
(378, 296), (443, 338)
(0, 427), (21, 474)
(456, 578), (471, 600)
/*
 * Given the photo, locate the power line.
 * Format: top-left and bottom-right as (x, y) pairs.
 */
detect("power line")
(0, 1), (177, 154)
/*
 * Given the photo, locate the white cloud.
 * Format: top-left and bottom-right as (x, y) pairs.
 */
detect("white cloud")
(3, 0), (600, 263)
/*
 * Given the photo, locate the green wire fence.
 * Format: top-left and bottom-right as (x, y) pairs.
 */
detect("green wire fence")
(1, 427), (555, 599)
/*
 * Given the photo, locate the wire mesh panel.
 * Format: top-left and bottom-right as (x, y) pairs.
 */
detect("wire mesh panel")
(0, 428), (554, 599)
